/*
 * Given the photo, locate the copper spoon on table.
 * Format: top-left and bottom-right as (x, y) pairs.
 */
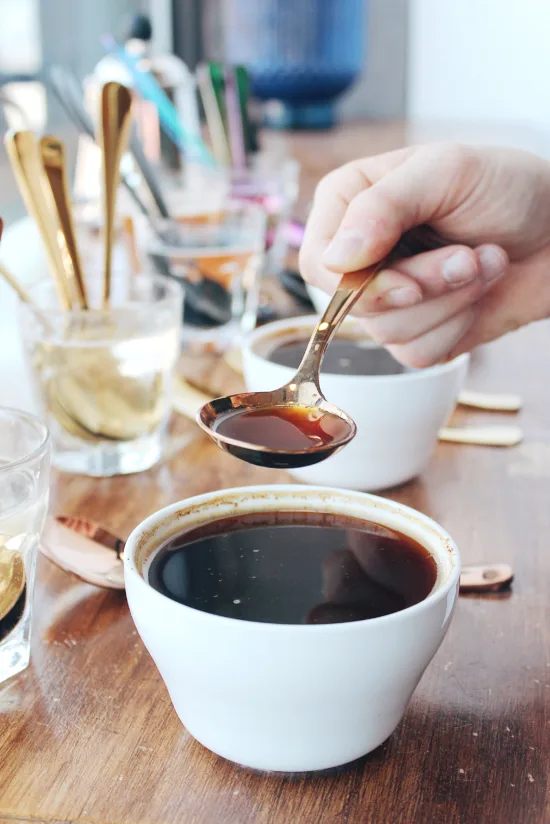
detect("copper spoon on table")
(40, 515), (125, 590)
(197, 228), (449, 469)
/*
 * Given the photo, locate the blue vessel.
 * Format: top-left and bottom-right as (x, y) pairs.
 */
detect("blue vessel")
(220, 0), (365, 129)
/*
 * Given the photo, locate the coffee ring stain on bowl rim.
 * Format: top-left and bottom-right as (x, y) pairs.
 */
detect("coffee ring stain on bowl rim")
(131, 487), (457, 578)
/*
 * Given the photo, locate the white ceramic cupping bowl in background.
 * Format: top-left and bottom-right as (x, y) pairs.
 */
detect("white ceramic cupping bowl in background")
(242, 315), (469, 491)
(125, 485), (460, 773)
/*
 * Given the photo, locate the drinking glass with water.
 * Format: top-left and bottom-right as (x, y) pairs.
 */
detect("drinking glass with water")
(0, 408), (50, 684)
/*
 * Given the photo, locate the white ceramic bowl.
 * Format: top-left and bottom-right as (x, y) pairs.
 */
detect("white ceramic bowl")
(242, 316), (469, 490)
(306, 283), (331, 314)
(125, 484), (460, 773)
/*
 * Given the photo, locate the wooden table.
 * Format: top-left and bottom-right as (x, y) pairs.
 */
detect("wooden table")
(1, 124), (549, 824)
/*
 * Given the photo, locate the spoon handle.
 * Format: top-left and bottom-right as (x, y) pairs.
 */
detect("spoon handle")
(40, 135), (88, 309)
(4, 130), (72, 309)
(295, 226), (451, 386)
(98, 82), (133, 307)
(294, 262), (386, 385)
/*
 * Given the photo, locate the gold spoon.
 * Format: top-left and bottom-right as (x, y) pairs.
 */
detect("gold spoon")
(46, 380), (105, 442)
(0, 261), (52, 330)
(197, 229), (448, 469)
(98, 81), (133, 307)
(122, 215), (141, 275)
(0, 262), (34, 305)
(39, 135), (88, 309)
(0, 534), (26, 621)
(197, 268), (372, 469)
(4, 130), (72, 309)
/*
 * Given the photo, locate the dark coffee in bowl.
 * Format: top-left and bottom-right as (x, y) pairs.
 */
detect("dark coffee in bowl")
(147, 512), (437, 625)
(268, 337), (407, 376)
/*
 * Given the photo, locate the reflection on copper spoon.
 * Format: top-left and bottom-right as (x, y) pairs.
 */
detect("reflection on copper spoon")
(40, 515), (125, 590)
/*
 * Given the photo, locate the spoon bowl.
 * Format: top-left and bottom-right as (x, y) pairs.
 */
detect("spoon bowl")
(198, 387), (356, 469)
(197, 266), (383, 468)
(40, 515), (125, 590)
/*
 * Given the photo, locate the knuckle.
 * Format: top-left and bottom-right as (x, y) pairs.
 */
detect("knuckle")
(313, 160), (366, 204)
(420, 142), (478, 181)
(313, 169), (343, 201)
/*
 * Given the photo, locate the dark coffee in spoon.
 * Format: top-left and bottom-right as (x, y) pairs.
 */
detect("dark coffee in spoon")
(268, 337), (408, 376)
(214, 405), (352, 452)
(147, 511), (437, 625)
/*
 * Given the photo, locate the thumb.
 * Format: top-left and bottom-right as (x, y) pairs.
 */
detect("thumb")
(322, 145), (474, 273)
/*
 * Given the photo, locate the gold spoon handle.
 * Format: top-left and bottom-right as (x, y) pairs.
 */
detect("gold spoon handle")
(98, 82), (133, 307)
(4, 130), (72, 309)
(295, 261), (386, 385)
(295, 226), (451, 386)
(40, 136), (88, 309)
(0, 262), (33, 305)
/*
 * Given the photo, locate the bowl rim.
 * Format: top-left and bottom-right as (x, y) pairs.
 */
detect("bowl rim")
(244, 315), (469, 383)
(124, 484), (460, 635)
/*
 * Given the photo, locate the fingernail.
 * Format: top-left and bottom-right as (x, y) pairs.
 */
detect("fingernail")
(441, 250), (478, 285)
(478, 246), (507, 283)
(383, 286), (423, 308)
(322, 229), (367, 268)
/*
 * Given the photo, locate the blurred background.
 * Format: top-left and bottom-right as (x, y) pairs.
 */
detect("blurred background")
(0, 0), (548, 221)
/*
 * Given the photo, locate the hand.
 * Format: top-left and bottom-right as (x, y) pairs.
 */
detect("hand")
(300, 143), (550, 366)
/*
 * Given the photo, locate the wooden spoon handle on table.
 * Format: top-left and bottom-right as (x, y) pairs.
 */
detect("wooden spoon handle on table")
(438, 425), (523, 447)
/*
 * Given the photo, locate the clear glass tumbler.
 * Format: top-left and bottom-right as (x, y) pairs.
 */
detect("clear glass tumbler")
(0, 408), (50, 684)
(145, 201), (266, 352)
(19, 274), (183, 477)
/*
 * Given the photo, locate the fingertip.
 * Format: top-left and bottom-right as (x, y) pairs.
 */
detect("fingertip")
(382, 286), (424, 309)
(476, 244), (508, 285)
(357, 269), (423, 313)
(441, 247), (479, 286)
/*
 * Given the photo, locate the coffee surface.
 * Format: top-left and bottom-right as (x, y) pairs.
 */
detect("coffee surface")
(147, 512), (437, 625)
(213, 405), (351, 451)
(268, 338), (407, 376)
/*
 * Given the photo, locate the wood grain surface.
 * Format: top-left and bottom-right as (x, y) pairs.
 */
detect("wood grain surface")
(1, 124), (549, 824)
